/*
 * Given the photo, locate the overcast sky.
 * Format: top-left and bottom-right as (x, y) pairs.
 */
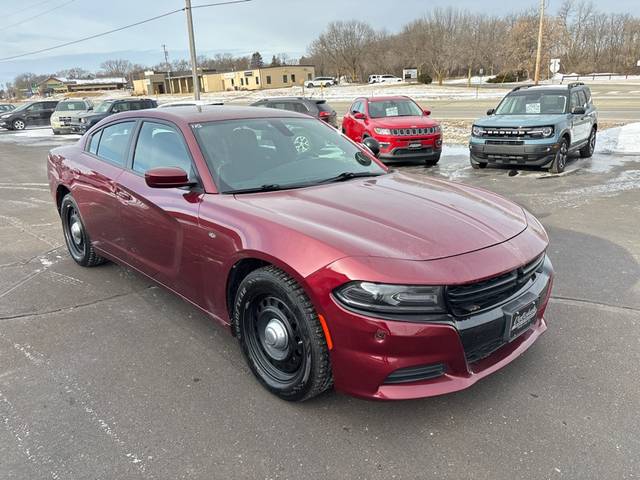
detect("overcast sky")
(1, 0), (639, 85)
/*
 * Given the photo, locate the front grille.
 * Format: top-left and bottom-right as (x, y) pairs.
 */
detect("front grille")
(479, 127), (548, 139)
(393, 147), (434, 156)
(59, 116), (73, 125)
(446, 255), (545, 317)
(391, 127), (437, 136)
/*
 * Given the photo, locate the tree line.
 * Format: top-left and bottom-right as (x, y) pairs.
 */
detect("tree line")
(307, 0), (640, 84)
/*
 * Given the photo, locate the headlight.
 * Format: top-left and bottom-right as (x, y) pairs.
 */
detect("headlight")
(374, 127), (392, 135)
(472, 125), (484, 137)
(334, 281), (445, 314)
(541, 126), (554, 137)
(0, 114), (10, 119)
(433, 125), (441, 133)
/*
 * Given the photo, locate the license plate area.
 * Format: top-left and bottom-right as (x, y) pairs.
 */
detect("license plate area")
(408, 142), (422, 149)
(503, 292), (538, 341)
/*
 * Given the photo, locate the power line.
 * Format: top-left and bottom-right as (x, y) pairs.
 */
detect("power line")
(6, 0), (59, 20)
(4, 0), (77, 31)
(0, 0), (251, 63)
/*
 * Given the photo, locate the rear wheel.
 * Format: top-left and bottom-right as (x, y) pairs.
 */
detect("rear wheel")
(580, 127), (596, 158)
(549, 138), (568, 173)
(60, 194), (107, 267)
(12, 119), (25, 130)
(234, 266), (332, 401)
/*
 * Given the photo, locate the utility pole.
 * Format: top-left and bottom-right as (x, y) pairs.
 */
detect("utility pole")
(162, 43), (173, 94)
(184, 0), (201, 100)
(533, 0), (545, 85)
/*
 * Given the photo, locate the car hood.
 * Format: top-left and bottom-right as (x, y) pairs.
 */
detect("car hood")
(370, 115), (439, 128)
(52, 111), (88, 119)
(235, 173), (527, 261)
(475, 114), (568, 127)
(78, 112), (107, 120)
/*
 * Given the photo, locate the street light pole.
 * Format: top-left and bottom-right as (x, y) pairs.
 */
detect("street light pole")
(184, 0), (201, 100)
(533, 0), (545, 85)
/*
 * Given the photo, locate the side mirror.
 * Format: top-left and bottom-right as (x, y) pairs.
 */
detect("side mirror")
(423, 109), (431, 116)
(486, 108), (495, 115)
(572, 106), (586, 115)
(362, 137), (380, 157)
(145, 167), (193, 188)
(353, 112), (366, 120)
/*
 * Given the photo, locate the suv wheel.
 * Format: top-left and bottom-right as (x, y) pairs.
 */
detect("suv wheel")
(12, 119), (26, 130)
(425, 154), (441, 166)
(580, 128), (596, 158)
(550, 138), (568, 173)
(470, 159), (487, 169)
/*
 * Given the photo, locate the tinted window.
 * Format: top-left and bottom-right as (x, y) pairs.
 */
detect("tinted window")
(192, 117), (385, 193)
(45, 102), (58, 108)
(133, 122), (193, 177)
(96, 121), (135, 166)
(29, 103), (45, 111)
(288, 102), (308, 114)
(88, 130), (102, 155)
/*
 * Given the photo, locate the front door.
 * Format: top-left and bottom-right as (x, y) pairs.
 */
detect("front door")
(115, 120), (204, 301)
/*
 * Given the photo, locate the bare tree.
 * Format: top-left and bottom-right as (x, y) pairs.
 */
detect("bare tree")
(99, 59), (133, 78)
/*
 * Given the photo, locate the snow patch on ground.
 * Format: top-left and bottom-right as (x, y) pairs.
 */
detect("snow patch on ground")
(596, 122), (640, 155)
(0, 128), (80, 146)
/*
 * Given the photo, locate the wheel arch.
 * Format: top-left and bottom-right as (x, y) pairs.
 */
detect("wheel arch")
(56, 184), (71, 213)
(225, 252), (317, 334)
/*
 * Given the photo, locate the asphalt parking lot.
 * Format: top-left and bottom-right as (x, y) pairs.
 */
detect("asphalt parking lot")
(0, 130), (639, 479)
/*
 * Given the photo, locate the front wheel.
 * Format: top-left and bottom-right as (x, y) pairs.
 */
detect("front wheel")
(425, 154), (441, 166)
(580, 128), (596, 158)
(549, 138), (568, 173)
(60, 194), (107, 267)
(12, 119), (26, 130)
(470, 159), (487, 169)
(234, 266), (332, 401)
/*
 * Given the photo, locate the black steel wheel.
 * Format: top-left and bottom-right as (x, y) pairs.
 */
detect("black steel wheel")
(60, 194), (106, 267)
(550, 138), (568, 173)
(234, 266), (332, 401)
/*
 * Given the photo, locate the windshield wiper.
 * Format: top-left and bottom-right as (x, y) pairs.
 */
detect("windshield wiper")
(227, 184), (284, 194)
(317, 171), (383, 184)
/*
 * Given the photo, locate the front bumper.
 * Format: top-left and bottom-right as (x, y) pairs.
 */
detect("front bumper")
(307, 227), (552, 400)
(376, 134), (442, 162)
(69, 123), (88, 133)
(469, 139), (559, 167)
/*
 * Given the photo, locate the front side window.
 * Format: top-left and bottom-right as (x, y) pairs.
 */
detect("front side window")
(96, 121), (136, 166)
(368, 99), (422, 118)
(192, 117), (385, 193)
(133, 122), (193, 177)
(94, 101), (112, 113)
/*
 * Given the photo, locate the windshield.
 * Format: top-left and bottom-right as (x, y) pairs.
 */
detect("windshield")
(55, 101), (87, 112)
(12, 103), (32, 112)
(192, 117), (385, 193)
(368, 99), (422, 118)
(495, 92), (568, 115)
(94, 101), (113, 113)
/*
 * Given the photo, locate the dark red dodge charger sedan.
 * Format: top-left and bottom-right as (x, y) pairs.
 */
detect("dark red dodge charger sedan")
(47, 106), (553, 401)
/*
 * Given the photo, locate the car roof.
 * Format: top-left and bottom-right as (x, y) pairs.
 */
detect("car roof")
(364, 95), (411, 102)
(112, 105), (307, 124)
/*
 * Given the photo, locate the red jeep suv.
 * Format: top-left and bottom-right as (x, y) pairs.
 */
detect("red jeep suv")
(342, 96), (442, 165)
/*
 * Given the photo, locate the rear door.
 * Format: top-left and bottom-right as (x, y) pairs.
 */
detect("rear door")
(570, 90), (590, 144)
(115, 120), (204, 299)
(72, 121), (135, 258)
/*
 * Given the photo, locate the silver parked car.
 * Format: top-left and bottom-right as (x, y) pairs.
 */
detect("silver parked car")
(50, 98), (93, 134)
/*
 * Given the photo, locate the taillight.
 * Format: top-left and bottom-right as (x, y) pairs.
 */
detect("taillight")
(319, 111), (331, 118)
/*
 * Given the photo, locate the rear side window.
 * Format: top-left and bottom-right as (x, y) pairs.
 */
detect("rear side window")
(133, 122), (194, 178)
(287, 102), (308, 114)
(88, 130), (102, 155)
(96, 121), (135, 166)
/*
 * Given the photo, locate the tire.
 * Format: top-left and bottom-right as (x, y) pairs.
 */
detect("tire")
(425, 154), (441, 166)
(306, 83), (313, 88)
(53, 130), (61, 135)
(550, 137), (569, 173)
(60, 194), (107, 267)
(12, 119), (26, 130)
(233, 266), (332, 401)
(579, 127), (596, 158)
(470, 159), (487, 169)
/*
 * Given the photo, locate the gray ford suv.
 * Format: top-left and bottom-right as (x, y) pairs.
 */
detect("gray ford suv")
(469, 83), (598, 173)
